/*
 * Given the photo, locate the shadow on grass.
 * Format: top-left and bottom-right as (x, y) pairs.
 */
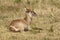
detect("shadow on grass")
(29, 27), (43, 34)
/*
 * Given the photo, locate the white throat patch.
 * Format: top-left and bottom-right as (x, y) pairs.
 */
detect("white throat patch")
(29, 12), (32, 17)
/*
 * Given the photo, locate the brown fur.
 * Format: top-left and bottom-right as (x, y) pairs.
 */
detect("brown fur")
(9, 8), (37, 32)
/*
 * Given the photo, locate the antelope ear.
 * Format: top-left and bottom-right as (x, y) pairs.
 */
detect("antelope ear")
(24, 8), (31, 11)
(24, 8), (28, 11)
(24, 8), (27, 11)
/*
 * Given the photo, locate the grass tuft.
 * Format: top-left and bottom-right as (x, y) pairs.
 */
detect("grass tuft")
(48, 25), (54, 32)
(50, 0), (60, 8)
(27, 0), (30, 5)
(15, 0), (21, 3)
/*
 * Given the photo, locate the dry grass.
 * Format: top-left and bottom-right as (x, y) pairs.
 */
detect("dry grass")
(0, 0), (60, 40)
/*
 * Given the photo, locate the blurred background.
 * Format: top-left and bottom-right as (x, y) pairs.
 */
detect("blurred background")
(0, 0), (60, 40)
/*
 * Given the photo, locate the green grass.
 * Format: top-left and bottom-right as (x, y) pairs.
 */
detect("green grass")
(15, 0), (21, 3)
(0, 0), (60, 40)
(49, 0), (60, 8)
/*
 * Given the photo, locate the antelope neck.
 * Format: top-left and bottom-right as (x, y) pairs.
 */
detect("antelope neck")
(24, 15), (32, 25)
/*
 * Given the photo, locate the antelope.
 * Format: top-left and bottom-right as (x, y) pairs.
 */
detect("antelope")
(9, 8), (37, 32)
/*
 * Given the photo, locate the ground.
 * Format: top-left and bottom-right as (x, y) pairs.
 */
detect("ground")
(0, 0), (60, 40)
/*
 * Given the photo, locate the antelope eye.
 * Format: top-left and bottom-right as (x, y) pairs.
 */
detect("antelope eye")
(26, 10), (29, 13)
(32, 11), (36, 14)
(32, 12), (37, 16)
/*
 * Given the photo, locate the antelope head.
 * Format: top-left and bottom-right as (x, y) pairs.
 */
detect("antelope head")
(25, 8), (37, 17)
